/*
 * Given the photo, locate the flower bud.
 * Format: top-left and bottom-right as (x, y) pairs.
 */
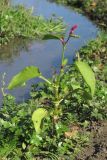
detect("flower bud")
(69, 25), (78, 35)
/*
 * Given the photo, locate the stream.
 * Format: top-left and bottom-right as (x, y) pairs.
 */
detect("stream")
(0, 0), (98, 105)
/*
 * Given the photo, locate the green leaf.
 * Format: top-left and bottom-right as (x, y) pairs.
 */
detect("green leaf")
(71, 83), (81, 90)
(8, 66), (41, 90)
(42, 34), (61, 40)
(0, 118), (14, 128)
(70, 34), (80, 38)
(75, 61), (96, 96)
(22, 142), (26, 150)
(32, 108), (48, 134)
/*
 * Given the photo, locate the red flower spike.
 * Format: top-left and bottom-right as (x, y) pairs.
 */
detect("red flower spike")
(69, 25), (78, 34)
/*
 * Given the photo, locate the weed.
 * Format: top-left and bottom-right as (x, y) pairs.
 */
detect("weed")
(0, 26), (96, 159)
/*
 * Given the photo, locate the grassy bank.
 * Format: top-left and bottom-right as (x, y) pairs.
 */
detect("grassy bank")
(0, 3), (65, 45)
(51, 0), (107, 28)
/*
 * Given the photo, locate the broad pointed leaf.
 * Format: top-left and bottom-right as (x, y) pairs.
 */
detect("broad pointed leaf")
(8, 66), (41, 90)
(32, 108), (48, 134)
(75, 61), (96, 96)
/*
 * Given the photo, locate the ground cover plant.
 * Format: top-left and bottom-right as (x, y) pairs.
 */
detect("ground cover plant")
(0, 0), (65, 45)
(75, 32), (107, 160)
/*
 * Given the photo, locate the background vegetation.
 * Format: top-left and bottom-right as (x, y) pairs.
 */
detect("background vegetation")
(50, 0), (107, 28)
(0, 1), (65, 45)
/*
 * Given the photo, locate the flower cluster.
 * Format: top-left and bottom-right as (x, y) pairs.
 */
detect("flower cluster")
(60, 24), (78, 46)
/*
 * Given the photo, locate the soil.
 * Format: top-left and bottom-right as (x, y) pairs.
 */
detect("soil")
(76, 121), (107, 160)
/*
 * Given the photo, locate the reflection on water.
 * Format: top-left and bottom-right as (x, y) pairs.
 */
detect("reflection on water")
(0, 38), (31, 62)
(0, 0), (98, 105)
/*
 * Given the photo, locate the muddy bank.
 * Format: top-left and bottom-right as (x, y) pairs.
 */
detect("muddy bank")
(76, 121), (107, 160)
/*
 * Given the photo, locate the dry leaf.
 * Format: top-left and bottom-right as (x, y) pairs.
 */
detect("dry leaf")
(91, 2), (96, 7)
(64, 126), (79, 138)
(65, 130), (78, 138)
(53, 115), (59, 123)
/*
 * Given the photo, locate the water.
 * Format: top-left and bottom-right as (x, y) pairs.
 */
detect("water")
(0, 0), (98, 105)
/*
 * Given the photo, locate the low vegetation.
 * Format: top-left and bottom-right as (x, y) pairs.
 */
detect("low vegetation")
(0, 2), (65, 45)
(50, 0), (107, 28)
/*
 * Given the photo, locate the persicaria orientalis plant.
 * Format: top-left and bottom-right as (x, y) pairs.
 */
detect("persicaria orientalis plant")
(7, 25), (96, 134)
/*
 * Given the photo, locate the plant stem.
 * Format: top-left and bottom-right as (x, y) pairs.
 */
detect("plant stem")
(39, 75), (52, 85)
(53, 44), (66, 110)
(61, 35), (70, 67)
(1, 88), (6, 97)
(77, 52), (81, 61)
(61, 45), (66, 67)
(65, 35), (70, 45)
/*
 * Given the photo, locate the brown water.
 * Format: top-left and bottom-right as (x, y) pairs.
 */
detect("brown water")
(0, 0), (99, 105)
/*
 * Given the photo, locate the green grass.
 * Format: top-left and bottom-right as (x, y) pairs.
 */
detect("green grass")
(0, 5), (65, 45)
(51, 0), (107, 28)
